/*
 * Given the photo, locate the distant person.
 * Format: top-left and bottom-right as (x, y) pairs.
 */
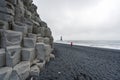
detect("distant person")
(71, 42), (73, 47)
(60, 36), (63, 41)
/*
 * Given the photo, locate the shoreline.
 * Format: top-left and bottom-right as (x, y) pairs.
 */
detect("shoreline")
(55, 42), (120, 51)
(38, 43), (120, 80)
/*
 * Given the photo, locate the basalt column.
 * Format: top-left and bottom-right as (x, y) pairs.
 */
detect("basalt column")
(0, 0), (54, 80)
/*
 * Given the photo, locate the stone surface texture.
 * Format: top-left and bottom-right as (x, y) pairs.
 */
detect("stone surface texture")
(6, 45), (21, 67)
(0, 0), (53, 80)
(0, 49), (5, 67)
(38, 43), (120, 80)
(0, 67), (12, 80)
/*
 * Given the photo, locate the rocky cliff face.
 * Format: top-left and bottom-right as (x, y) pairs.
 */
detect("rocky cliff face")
(0, 0), (54, 80)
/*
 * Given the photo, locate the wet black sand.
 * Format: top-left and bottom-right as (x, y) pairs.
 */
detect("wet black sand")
(38, 43), (120, 80)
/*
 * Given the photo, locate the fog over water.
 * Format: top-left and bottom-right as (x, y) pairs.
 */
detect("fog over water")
(33, 0), (120, 40)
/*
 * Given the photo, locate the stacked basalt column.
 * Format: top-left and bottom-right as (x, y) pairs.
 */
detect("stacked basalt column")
(0, 0), (54, 80)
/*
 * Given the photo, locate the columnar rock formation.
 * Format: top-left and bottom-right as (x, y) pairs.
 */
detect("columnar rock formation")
(0, 0), (54, 80)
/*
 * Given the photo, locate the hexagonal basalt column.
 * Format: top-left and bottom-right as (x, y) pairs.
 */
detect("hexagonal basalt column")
(9, 70), (20, 80)
(0, 67), (12, 80)
(0, 49), (5, 67)
(6, 45), (21, 67)
(13, 23), (28, 35)
(36, 60), (46, 70)
(23, 37), (36, 48)
(0, 29), (6, 48)
(13, 61), (30, 80)
(37, 37), (44, 43)
(4, 30), (22, 47)
(45, 44), (52, 62)
(30, 65), (40, 77)
(22, 48), (35, 62)
(36, 43), (46, 62)
(44, 37), (50, 45)
(27, 33), (37, 40)
(0, 20), (8, 29)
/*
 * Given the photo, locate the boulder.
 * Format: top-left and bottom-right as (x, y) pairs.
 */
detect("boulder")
(36, 43), (46, 62)
(6, 45), (21, 67)
(30, 65), (40, 77)
(0, 49), (5, 67)
(22, 48), (35, 62)
(36, 60), (46, 70)
(32, 59), (39, 65)
(50, 53), (55, 59)
(0, 67), (12, 80)
(23, 37), (36, 48)
(13, 61), (30, 80)
(4, 30), (22, 47)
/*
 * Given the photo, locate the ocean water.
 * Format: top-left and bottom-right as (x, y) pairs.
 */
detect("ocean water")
(55, 40), (120, 50)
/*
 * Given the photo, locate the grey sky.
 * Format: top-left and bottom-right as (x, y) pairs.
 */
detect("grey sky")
(33, 0), (120, 40)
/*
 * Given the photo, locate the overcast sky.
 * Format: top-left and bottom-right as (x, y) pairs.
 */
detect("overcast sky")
(33, 0), (120, 40)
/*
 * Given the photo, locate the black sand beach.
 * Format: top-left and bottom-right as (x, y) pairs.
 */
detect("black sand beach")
(38, 43), (120, 80)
